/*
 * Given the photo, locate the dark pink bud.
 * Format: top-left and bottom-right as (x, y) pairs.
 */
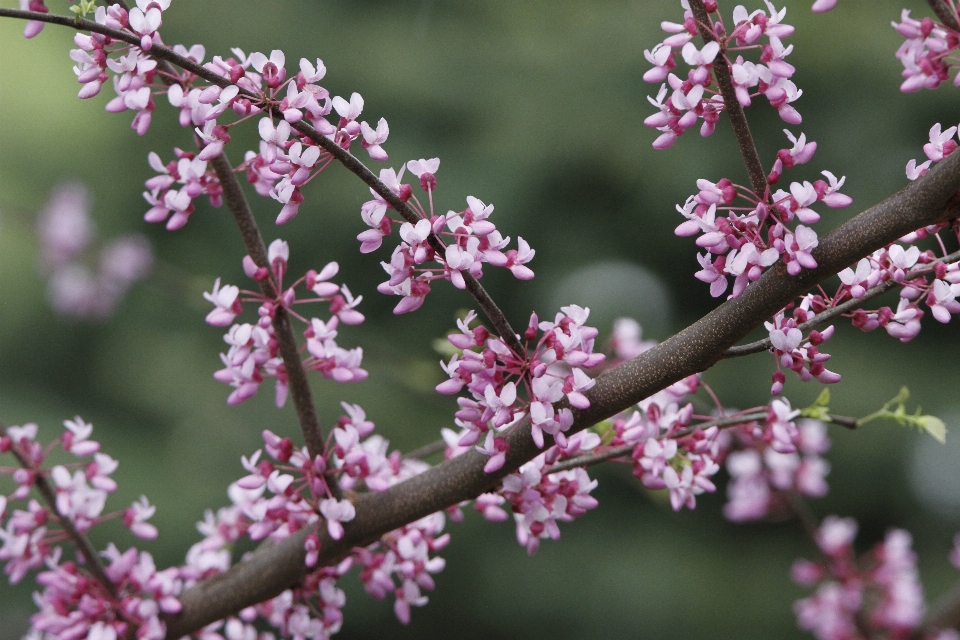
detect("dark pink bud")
(262, 62), (286, 89)
(473, 326), (490, 344)
(419, 173), (437, 192)
(276, 438), (293, 462)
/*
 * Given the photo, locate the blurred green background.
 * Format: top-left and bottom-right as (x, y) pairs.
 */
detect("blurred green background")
(2, 1), (960, 638)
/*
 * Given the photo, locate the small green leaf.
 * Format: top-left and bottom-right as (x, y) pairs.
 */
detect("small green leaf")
(813, 388), (831, 407)
(591, 420), (615, 443)
(894, 386), (910, 405)
(801, 406), (831, 421)
(800, 388), (831, 420)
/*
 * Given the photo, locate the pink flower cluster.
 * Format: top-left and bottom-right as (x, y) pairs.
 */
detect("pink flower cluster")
(893, 7), (960, 93)
(355, 511), (449, 624)
(205, 239), (367, 405)
(358, 162), (535, 314)
(723, 410), (829, 521)
(765, 296), (841, 393)
(33, 545), (182, 640)
(476, 454), (599, 556)
(1, 419), (172, 640)
(605, 375), (723, 511)
(907, 122), (960, 180)
(837, 244), (960, 341)
(643, 0), (802, 150)
(762, 227), (960, 394)
(143, 149), (224, 230)
(36, 183), (153, 320)
(69, 2), (175, 134)
(69, 7), (392, 229)
(436, 306), (604, 472)
(194, 47), (392, 225)
(792, 517), (959, 640)
(675, 130), (851, 299)
(177, 406), (450, 634)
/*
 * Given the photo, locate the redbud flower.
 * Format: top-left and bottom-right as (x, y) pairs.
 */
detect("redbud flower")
(319, 498), (356, 540)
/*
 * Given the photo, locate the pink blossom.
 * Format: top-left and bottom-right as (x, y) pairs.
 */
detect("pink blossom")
(124, 496), (159, 540)
(811, 0), (838, 12)
(203, 278), (242, 326)
(319, 498), (356, 540)
(360, 118), (390, 161)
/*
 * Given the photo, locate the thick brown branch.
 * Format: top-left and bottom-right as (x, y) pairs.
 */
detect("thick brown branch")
(164, 125), (960, 639)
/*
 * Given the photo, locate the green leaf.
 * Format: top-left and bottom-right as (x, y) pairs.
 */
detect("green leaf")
(591, 419), (615, 443)
(800, 388), (831, 420)
(894, 386), (910, 405)
(813, 388), (831, 407)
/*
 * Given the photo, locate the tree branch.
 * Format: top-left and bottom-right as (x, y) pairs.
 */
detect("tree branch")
(2, 424), (119, 601)
(0, 7), (523, 354)
(546, 411), (769, 474)
(927, 0), (960, 31)
(688, 0), (768, 198)
(724, 247), (960, 358)
(209, 154), (327, 465)
(164, 123), (960, 639)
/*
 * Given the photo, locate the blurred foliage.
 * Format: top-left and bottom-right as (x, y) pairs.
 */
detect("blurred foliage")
(1, 1), (960, 638)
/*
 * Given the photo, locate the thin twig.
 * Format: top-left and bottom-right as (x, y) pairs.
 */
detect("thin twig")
(209, 154), (328, 466)
(688, 0), (768, 198)
(547, 411), (768, 474)
(724, 248), (960, 358)
(0, 7), (523, 355)
(2, 425), (119, 601)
